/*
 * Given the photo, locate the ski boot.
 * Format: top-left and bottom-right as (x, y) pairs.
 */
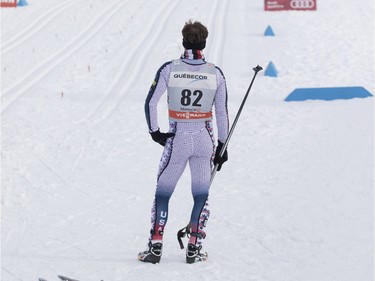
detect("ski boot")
(138, 241), (162, 264)
(186, 243), (208, 264)
(177, 225), (208, 263)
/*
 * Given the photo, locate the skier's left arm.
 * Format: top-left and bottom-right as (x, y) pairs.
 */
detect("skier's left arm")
(144, 62), (174, 146)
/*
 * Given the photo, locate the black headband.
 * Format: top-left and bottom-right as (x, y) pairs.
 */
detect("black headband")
(182, 39), (206, 50)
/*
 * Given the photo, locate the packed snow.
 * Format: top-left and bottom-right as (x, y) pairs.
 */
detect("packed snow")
(1, 0), (374, 280)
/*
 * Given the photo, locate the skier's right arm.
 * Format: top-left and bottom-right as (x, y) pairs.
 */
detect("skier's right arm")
(213, 67), (229, 171)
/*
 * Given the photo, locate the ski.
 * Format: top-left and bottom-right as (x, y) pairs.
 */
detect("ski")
(58, 275), (80, 281)
(39, 275), (103, 281)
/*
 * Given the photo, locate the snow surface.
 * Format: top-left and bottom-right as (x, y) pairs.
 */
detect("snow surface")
(1, 0), (374, 280)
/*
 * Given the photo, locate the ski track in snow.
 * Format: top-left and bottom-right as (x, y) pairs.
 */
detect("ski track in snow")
(205, 0), (229, 67)
(1, 0), (127, 112)
(1, 0), (83, 54)
(82, 0), (179, 125)
(1, 0), (374, 281)
(84, 0), (230, 125)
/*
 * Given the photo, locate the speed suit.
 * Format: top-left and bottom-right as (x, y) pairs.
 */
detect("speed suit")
(144, 50), (229, 246)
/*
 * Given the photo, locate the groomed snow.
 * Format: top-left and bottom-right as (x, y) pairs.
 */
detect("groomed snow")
(1, 0), (374, 280)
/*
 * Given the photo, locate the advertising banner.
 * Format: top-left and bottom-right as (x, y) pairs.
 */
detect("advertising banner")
(265, 0), (316, 11)
(0, 0), (17, 7)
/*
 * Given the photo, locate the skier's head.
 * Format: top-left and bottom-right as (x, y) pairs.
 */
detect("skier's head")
(181, 20), (208, 50)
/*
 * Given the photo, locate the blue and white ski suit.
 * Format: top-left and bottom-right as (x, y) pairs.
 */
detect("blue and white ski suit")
(144, 50), (229, 246)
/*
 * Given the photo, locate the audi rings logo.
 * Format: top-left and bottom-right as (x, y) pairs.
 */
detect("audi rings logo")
(290, 0), (315, 9)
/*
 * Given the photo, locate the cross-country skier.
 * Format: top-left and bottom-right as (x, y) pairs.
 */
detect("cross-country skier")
(138, 20), (229, 264)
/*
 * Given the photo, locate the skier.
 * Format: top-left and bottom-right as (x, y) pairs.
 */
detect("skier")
(138, 20), (229, 264)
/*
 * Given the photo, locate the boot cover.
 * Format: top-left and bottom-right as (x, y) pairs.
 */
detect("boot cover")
(186, 243), (208, 264)
(138, 241), (163, 264)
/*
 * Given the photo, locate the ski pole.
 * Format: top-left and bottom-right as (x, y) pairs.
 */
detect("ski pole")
(210, 65), (263, 186)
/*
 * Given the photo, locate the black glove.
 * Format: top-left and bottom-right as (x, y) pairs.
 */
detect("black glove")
(150, 130), (175, 146)
(214, 141), (228, 171)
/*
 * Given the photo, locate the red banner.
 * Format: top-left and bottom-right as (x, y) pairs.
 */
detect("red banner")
(265, 0), (316, 11)
(0, 0), (17, 7)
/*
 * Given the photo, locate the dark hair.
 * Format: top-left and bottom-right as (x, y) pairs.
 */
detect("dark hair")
(181, 20), (208, 50)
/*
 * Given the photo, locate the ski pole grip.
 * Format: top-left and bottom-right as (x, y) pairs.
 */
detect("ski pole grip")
(253, 65), (263, 73)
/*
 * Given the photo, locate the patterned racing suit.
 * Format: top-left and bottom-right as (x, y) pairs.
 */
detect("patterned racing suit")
(144, 49), (229, 246)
